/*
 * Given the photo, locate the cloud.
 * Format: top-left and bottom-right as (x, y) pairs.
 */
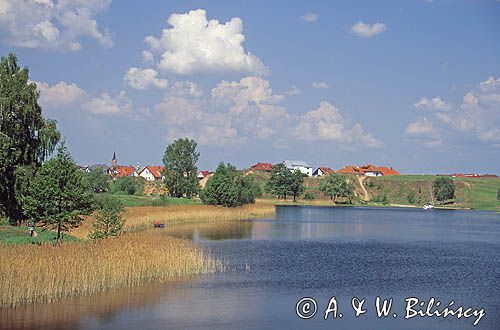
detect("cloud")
(35, 81), (86, 107)
(300, 13), (318, 22)
(350, 21), (386, 38)
(285, 85), (301, 96)
(294, 101), (383, 148)
(141, 50), (154, 63)
(123, 67), (168, 90)
(82, 91), (133, 115)
(413, 96), (452, 111)
(407, 75), (500, 145)
(0, 0), (113, 51)
(312, 82), (329, 89)
(144, 9), (268, 75)
(405, 118), (440, 137)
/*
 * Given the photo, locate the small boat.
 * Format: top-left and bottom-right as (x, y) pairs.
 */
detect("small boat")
(423, 184), (434, 210)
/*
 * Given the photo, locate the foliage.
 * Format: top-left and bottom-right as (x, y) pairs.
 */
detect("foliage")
(433, 177), (455, 203)
(21, 143), (94, 242)
(289, 170), (305, 202)
(89, 195), (125, 239)
(497, 188), (500, 202)
(200, 163), (257, 207)
(319, 174), (354, 203)
(407, 191), (417, 204)
(163, 138), (199, 198)
(0, 53), (60, 223)
(304, 192), (315, 200)
(111, 176), (144, 195)
(0, 225), (79, 245)
(265, 163), (292, 200)
(84, 167), (110, 193)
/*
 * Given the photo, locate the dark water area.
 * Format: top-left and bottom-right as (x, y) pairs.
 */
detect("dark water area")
(2, 206), (499, 330)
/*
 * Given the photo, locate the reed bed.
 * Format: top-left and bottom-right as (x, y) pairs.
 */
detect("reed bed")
(0, 231), (222, 308)
(71, 203), (275, 238)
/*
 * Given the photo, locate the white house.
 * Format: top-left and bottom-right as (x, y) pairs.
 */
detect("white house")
(137, 166), (164, 182)
(283, 160), (313, 177)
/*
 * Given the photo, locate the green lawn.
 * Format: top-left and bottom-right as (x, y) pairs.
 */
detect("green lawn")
(107, 193), (200, 207)
(0, 226), (79, 245)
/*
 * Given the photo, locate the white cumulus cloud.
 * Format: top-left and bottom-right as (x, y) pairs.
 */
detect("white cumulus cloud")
(124, 67), (168, 90)
(413, 96), (452, 111)
(82, 91), (133, 115)
(144, 9), (268, 75)
(312, 82), (329, 89)
(300, 13), (318, 22)
(0, 0), (113, 51)
(35, 81), (86, 107)
(350, 21), (386, 38)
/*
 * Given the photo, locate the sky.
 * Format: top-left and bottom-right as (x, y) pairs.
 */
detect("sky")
(1, 0), (499, 174)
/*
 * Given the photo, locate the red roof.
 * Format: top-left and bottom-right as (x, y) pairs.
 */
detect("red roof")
(336, 166), (363, 175)
(316, 167), (335, 175)
(139, 166), (164, 179)
(336, 164), (400, 176)
(250, 162), (273, 171)
(378, 167), (400, 176)
(198, 170), (210, 178)
(116, 166), (135, 177)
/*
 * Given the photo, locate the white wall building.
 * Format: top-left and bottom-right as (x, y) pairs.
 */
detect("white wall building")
(283, 160), (313, 177)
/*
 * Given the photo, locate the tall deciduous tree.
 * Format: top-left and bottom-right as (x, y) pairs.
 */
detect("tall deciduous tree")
(0, 53), (60, 223)
(22, 143), (94, 242)
(163, 138), (199, 198)
(319, 174), (354, 203)
(289, 170), (305, 202)
(265, 163), (292, 200)
(89, 195), (124, 239)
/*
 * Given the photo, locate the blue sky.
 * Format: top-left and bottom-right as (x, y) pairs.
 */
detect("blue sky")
(1, 0), (499, 173)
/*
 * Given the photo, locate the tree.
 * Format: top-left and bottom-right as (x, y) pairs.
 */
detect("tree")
(22, 144), (94, 242)
(265, 163), (292, 200)
(84, 168), (110, 193)
(0, 53), (60, 223)
(89, 195), (125, 239)
(319, 174), (354, 203)
(432, 177), (455, 203)
(200, 163), (257, 207)
(163, 138), (199, 198)
(289, 170), (305, 202)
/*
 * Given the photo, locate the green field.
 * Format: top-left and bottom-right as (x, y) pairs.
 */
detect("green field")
(108, 194), (201, 207)
(0, 226), (79, 245)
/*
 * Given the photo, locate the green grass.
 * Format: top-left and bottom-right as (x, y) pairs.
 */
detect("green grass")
(105, 193), (200, 207)
(0, 226), (79, 245)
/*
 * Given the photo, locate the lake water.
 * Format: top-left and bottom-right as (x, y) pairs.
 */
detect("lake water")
(2, 206), (499, 330)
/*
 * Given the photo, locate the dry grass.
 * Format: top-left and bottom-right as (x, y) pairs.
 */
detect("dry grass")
(0, 231), (221, 308)
(71, 203), (275, 238)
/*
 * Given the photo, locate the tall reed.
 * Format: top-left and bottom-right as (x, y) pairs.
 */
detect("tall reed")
(0, 231), (221, 307)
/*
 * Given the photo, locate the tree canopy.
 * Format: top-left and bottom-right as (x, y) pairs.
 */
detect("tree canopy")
(163, 138), (199, 198)
(265, 163), (292, 200)
(0, 53), (60, 223)
(22, 144), (94, 242)
(89, 194), (125, 240)
(84, 167), (110, 193)
(319, 174), (354, 203)
(200, 163), (257, 207)
(432, 177), (455, 203)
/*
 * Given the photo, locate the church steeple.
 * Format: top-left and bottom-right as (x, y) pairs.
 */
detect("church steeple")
(111, 152), (117, 167)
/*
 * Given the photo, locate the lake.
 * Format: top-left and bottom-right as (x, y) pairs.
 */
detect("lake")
(2, 206), (499, 330)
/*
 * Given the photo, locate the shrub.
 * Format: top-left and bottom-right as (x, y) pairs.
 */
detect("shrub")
(433, 177), (455, 203)
(111, 177), (144, 195)
(407, 191), (417, 204)
(304, 192), (315, 200)
(89, 195), (125, 239)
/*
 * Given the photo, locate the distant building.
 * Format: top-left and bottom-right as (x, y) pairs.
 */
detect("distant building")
(250, 162), (273, 172)
(283, 160), (313, 177)
(313, 167), (335, 177)
(107, 152), (136, 180)
(197, 170), (211, 180)
(137, 166), (165, 182)
(336, 164), (400, 177)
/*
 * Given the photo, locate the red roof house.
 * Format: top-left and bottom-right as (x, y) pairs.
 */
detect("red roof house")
(137, 166), (165, 181)
(250, 162), (273, 172)
(313, 167), (335, 176)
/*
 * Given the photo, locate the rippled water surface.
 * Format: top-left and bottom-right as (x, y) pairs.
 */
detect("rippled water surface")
(3, 206), (499, 330)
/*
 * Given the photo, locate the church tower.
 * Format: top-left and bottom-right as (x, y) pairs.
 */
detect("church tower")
(111, 152), (117, 168)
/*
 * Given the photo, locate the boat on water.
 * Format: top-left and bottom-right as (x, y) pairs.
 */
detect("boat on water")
(423, 184), (435, 210)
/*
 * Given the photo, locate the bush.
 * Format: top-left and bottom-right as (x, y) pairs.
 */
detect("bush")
(111, 177), (144, 195)
(407, 191), (416, 204)
(89, 195), (125, 239)
(433, 177), (455, 203)
(304, 192), (315, 200)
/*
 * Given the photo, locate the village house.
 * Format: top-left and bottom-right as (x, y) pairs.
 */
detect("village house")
(336, 164), (400, 177)
(197, 170), (211, 180)
(107, 152), (136, 180)
(249, 162), (273, 172)
(283, 160), (313, 177)
(137, 166), (165, 182)
(313, 167), (335, 177)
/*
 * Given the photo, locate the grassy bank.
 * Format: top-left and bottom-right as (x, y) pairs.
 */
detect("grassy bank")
(108, 194), (200, 207)
(0, 226), (79, 245)
(0, 231), (220, 308)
